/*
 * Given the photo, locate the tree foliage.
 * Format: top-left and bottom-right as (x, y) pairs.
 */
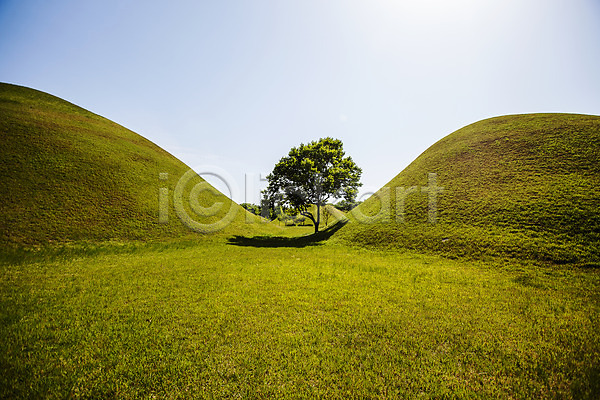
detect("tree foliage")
(240, 203), (260, 215)
(335, 199), (362, 212)
(265, 137), (362, 233)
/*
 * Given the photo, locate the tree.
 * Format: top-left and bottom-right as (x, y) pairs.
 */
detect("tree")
(335, 199), (362, 212)
(240, 203), (260, 215)
(265, 137), (362, 233)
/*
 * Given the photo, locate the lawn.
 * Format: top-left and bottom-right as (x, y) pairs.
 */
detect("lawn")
(1, 234), (599, 399)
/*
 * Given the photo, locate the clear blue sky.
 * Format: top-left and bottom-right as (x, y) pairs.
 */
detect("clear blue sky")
(1, 0), (599, 203)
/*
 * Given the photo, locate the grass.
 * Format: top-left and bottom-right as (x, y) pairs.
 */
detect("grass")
(1, 235), (599, 399)
(2, 85), (600, 398)
(0, 83), (274, 248)
(337, 113), (600, 264)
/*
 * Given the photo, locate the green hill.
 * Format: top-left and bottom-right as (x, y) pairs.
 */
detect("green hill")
(337, 113), (600, 264)
(0, 83), (269, 247)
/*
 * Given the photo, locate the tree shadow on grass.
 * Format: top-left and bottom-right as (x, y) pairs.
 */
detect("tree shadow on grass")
(227, 220), (347, 248)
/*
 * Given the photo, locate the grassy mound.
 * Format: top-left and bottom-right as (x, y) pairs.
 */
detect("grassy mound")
(0, 83), (270, 247)
(337, 113), (600, 264)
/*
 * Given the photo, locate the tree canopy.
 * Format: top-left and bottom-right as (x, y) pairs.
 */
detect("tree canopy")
(265, 137), (362, 233)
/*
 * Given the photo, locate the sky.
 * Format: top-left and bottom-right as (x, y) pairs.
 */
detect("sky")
(1, 0), (599, 204)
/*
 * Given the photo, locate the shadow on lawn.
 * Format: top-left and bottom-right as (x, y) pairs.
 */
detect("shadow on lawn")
(227, 220), (347, 248)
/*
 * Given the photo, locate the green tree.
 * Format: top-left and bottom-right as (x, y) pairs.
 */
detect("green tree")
(335, 199), (362, 212)
(265, 137), (362, 233)
(240, 203), (260, 215)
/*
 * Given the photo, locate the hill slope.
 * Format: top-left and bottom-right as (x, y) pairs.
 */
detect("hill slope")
(337, 113), (600, 264)
(0, 83), (268, 247)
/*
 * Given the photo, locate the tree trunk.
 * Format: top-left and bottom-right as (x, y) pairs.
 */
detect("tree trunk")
(314, 203), (321, 234)
(301, 210), (317, 233)
(301, 206), (320, 234)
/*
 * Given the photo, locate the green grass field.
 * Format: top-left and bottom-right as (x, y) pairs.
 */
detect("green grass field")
(1, 233), (599, 399)
(2, 84), (599, 398)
